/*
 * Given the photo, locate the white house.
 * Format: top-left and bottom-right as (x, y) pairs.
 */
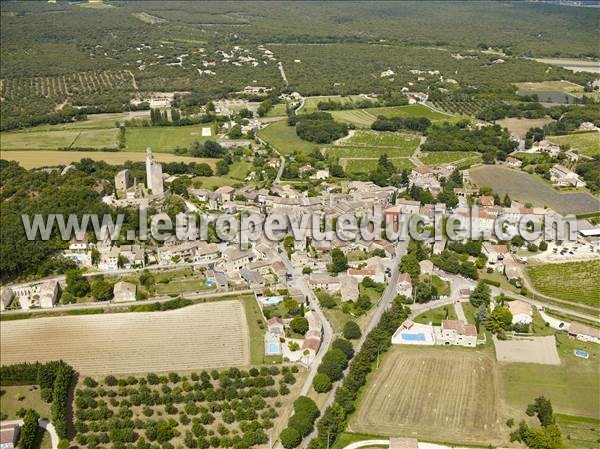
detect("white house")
(434, 320), (477, 347)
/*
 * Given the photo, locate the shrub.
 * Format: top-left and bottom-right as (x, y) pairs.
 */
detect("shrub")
(342, 321), (361, 340)
(290, 317), (309, 335)
(280, 427), (301, 449)
(19, 409), (40, 449)
(312, 373), (332, 393)
(317, 349), (348, 381)
(331, 339), (354, 360)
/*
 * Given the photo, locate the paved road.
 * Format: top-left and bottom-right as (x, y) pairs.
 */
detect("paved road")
(341, 440), (390, 449)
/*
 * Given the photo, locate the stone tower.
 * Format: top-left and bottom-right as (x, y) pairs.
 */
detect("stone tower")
(145, 148), (164, 195)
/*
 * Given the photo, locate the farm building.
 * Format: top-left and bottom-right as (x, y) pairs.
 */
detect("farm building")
(0, 423), (20, 449)
(550, 164), (586, 188)
(568, 322), (600, 344)
(507, 300), (533, 325)
(113, 281), (136, 303)
(11, 280), (59, 310)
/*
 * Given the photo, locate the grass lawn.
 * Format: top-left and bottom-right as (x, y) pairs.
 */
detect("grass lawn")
(236, 294), (280, 365)
(155, 278), (214, 295)
(526, 260), (600, 307)
(0, 385), (51, 420)
(192, 161), (253, 189)
(327, 146), (414, 159)
(343, 158), (413, 174)
(413, 304), (457, 326)
(547, 132), (600, 157)
(498, 332), (600, 419)
(420, 151), (482, 165)
(264, 103), (288, 117)
(1, 128), (117, 150)
(330, 109), (377, 128)
(257, 119), (318, 155)
(331, 433), (387, 449)
(555, 414), (600, 448)
(320, 285), (383, 335)
(0, 150), (215, 169)
(125, 125), (214, 152)
(364, 104), (453, 121)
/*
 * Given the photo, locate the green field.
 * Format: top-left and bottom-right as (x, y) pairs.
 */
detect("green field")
(344, 130), (420, 148)
(343, 158), (414, 173)
(420, 151), (482, 165)
(264, 103), (288, 117)
(499, 333), (600, 419)
(526, 260), (600, 307)
(547, 132), (600, 156)
(327, 146), (413, 159)
(555, 414), (600, 448)
(155, 278), (214, 295)
(365, 104), (453, 121)
(1, 128), (118, 150)
(257, 119), (319, 155)
(125, 125), (214, 152)
(330, 109), (377, 128)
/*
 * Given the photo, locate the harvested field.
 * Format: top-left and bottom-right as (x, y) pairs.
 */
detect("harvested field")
(349, 346), (501, 444)
(514, 80), (585, 95)
(0, 128), (118, 150)
(125, 125), (214, 152)
(365, 104), (452, 121)
(469, 165), (600, 215)
(526, 260), (600, 307)
(1, 150), (216, 169)
(494, 335), (560, 365)
(0, 301), (250, 374)
(496, 117), (553, 138)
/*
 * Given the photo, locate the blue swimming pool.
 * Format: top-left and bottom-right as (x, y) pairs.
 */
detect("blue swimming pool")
(575, 349), (589, 359)
(401, 333), (426, 342)
(267, 342), (280, 355)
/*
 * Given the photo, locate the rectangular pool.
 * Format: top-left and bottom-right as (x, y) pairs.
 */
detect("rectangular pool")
(402, 333), (426, 342)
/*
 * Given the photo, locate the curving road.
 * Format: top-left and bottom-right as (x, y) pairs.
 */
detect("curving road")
(1, 419), (60, 449)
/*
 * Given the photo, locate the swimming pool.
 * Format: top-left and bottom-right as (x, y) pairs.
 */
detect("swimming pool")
(267, 342), (280, 355)
(261, 296), (284, 306)
(575, 349), (589, 359)
(401, 333), (426, 342)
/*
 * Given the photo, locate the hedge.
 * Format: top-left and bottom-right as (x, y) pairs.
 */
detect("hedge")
(482, 278), (501, 287)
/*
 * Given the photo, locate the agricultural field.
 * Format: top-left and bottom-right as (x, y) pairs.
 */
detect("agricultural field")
(343, 158), (413, 174)
(11, 111), (150, 131)
(547, 131), (600, 156)
(526, 260), (600, 307)
(330, 109), (376, 128)
(496, 117), (554, 138)
(514, 80), (585, 96)
(301, 95), (366, 113)
(429, 98), (493, 117)
(0, 300), (250, 374)
(349, 346), (501, 445)
(0, 151), (216, 169)
(340, 130), (420, 149)
(72, 364), (305, 449)
(125, 125), (214, 153)
(419, 151), (481, 165)
(1, 128), (118, 150)
(468, 165), (600, 215)
(0, 70), (135, 103)
(498, 333), (600, 419)
(257, 119), (318, 155)
(364, 104), (453, 121)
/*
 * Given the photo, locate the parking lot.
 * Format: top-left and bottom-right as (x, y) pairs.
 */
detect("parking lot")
(533, 240), (599, 264)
